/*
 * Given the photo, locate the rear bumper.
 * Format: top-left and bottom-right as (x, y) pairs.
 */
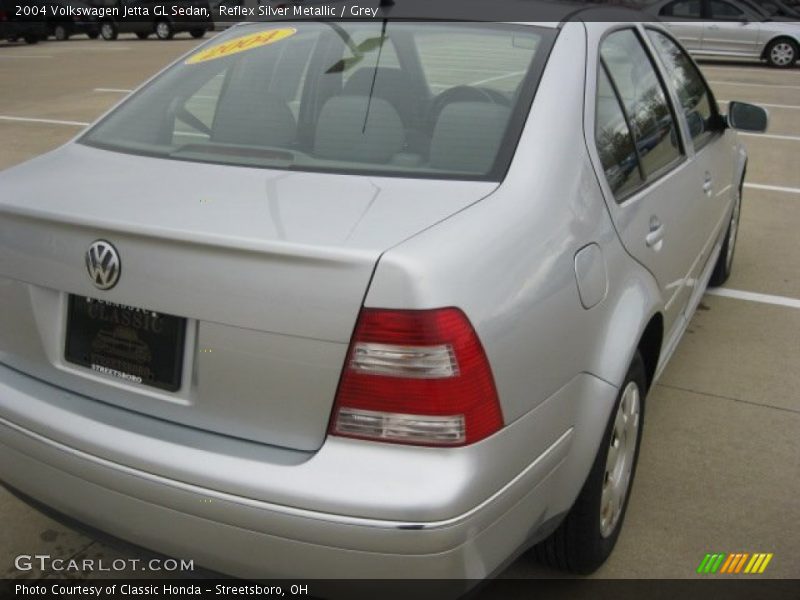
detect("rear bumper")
(0, 363), (617, 579)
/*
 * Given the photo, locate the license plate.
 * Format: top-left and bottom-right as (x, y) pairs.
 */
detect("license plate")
(65, 295), (186, 392)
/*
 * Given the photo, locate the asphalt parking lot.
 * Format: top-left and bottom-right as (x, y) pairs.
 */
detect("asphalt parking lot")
(0, 34), (798, 581)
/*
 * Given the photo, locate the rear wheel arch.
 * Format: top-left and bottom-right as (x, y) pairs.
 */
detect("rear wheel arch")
(637, 314), (662, 391)
(588, 255), (664, 390)
(761, 36), (797, 58)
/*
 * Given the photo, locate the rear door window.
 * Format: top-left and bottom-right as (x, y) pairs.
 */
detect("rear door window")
(600, 29), (683, 182)
(660, 0), (703, 17)
(709, 0), (748, 18)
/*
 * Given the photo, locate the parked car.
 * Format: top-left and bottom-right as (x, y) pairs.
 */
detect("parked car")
(88, 0), (212, 40)
(650, 0), (800, 67)
(45, 0), (100, 39)
(0, 19), (767, 581)
(0, 0), (48, 43)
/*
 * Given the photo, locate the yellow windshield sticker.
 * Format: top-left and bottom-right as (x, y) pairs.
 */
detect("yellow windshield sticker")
(186, 28), (297, 65)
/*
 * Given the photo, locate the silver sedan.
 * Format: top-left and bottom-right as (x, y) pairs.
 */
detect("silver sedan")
(0, 19), (767, 581)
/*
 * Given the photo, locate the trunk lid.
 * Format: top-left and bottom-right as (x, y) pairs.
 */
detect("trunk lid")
(0, 144), (496, 450)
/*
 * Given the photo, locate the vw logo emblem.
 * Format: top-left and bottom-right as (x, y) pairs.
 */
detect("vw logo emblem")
(85, 240), (121, 291)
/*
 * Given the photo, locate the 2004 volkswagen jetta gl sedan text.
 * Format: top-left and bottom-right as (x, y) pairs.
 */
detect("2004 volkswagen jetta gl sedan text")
(0, 19), (768, 579)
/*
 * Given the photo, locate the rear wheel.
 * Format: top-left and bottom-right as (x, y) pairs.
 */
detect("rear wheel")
(709, 184), (742, 287)
(53, 24), (69, 41)
(23, 34), (39, 44)
(155, 19), (173, 40)
(100, 21), (117, 41)
(765, 38), (798, 68)
(190, 29), (205, 39)
(534, 352), (646, 574)
(136, 32), (149, 39)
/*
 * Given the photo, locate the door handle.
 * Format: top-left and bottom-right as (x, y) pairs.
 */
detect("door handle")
(646, 217), (664, 249)
(703, 173), (714, 196)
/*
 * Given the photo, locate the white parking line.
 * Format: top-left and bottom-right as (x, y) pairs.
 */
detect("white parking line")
(708, 80), (800, 90)
(745, 183), (800, 195)
(0, 55), (52, 59)
(718, 100), (800, 111)
(706, 288), (800, 310)
(94, 88), (133, 93)
(702, 66), (800, 77)
(739, 132), (800, 142)
(0, 115), (88, 127)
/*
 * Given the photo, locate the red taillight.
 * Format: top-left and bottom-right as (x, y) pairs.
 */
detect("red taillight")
(330, 308), (503, 447)
(0, 10), (8, 22)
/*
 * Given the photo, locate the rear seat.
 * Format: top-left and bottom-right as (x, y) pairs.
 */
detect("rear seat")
(429, 102), (511, 174)
(212, 95), (298, 148)
(313, 95), (513, 175)
(314, 96), (404, 164)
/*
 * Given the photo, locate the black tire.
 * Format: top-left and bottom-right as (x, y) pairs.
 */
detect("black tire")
(534, 352), (647, 574)
(709, 184), (742, 287)
(155, 19), (173, 40)
(23, 34), (39, 44)
(100, 21), (118, 41)
(136, 32), (149, 40)
(87, 32), (99, 39)
(765, 38), (798, 68)
(53, 24), (69, 41)
(190, 29), (205, 39)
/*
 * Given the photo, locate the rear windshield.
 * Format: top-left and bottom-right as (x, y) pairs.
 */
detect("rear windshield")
(80, 22), (555, 181)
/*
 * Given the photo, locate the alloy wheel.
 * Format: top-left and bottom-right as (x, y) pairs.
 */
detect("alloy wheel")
(770, 42), (795, 67)
(156, 21), (171, 39)
(600, 381), (641, 538)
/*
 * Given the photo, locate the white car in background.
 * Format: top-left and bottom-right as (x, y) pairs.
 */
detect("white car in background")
(650, 0), (800, 67)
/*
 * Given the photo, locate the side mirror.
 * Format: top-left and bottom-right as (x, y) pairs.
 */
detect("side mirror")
(727, 101), (768, 133)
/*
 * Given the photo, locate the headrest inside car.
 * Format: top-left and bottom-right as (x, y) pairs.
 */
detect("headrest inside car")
(314, 96), (404, 164)
(430, 102), (511, 175)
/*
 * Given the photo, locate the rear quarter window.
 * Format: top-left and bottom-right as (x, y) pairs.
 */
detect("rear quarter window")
(600, 29), (683, 184)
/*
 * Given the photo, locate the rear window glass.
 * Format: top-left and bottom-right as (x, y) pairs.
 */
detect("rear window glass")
(80, 22), (555, 181)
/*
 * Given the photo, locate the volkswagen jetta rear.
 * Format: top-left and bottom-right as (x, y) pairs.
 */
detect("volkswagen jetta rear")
(0, 20), (631, 580)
